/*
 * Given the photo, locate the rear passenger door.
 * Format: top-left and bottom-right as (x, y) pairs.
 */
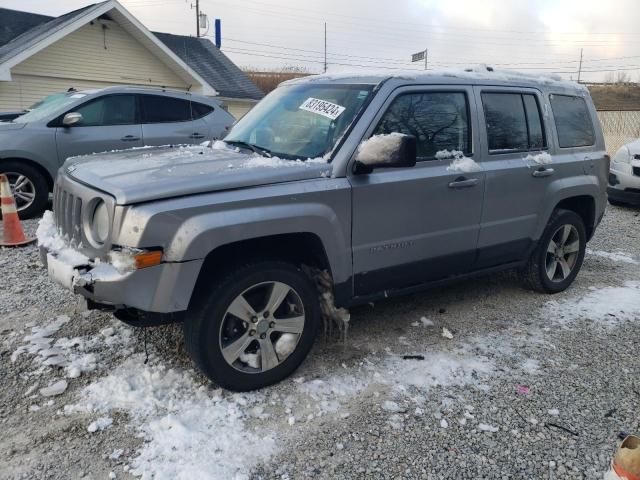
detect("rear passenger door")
(350, 86), (486, 297)
(474, 87), (559, 268)
(139, 94), (206, 145)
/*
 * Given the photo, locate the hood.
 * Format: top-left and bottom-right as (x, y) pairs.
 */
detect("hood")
(622, 138), (640, 155)
(0, 122), (27, 131)
(64, 144), (332, 205)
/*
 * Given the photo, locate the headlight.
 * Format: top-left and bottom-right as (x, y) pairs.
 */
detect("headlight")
(91, 200), (110, 244)
(613, 146), (631, 164)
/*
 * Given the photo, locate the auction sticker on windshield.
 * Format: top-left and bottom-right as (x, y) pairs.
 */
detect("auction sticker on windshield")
(299, 97), (346, 120)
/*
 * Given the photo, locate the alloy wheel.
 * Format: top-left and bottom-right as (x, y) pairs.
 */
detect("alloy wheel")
(4, 172), (36, 212)
(218, 281), (305, 373)
(545, 224), (580, 282)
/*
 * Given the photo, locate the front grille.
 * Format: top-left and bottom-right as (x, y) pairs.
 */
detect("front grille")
(53, 183), (83, 244)
(633, 166), (640, 177)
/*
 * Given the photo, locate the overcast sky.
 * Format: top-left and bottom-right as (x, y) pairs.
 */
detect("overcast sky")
(4, 0), (640, 81)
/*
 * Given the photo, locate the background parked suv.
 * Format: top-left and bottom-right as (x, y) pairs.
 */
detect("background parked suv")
(0, 86), (235, 218)
(41, 70), (608, 391)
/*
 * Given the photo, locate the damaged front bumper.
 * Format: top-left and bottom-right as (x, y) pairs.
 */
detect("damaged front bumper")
(40, 247), (203, 314)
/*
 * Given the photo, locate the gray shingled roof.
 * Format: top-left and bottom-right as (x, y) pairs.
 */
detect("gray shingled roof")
(0, 4), (263, 101)
(153, 32), (263, 100)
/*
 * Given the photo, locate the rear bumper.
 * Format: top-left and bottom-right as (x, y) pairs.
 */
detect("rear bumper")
(41, 246), (203, 313)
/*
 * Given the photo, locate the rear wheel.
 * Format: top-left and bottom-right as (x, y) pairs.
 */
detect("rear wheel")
(184, 261), (321, 391)
(608, 198), (627, 207)
(520, 209), (586, 293)
(0, 161), (49, 219)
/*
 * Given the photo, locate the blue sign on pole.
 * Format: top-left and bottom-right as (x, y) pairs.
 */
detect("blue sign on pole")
(214, 19), (221, 48)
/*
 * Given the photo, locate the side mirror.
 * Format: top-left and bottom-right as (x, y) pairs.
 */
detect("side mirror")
(62, 112), (82, 127)
(353, 133), (417, 174)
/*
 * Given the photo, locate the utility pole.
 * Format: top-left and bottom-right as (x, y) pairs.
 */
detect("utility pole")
(577, 48), (583, 83)
(194, 0), (200, 37)
(324, 22), (327, 73)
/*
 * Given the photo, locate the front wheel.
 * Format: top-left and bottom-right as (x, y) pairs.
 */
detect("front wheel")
(520, 209), (586, 294)
(184, 261), (321, 391)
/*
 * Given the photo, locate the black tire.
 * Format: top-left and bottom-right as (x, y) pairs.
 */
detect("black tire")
(184, 261), (321, 391)
(0, 161), (49, 219)
(520, 209), (586, 294)
(608, 198), (626, 207)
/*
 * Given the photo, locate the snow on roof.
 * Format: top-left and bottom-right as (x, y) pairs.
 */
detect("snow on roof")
(283, 65), (586, 92)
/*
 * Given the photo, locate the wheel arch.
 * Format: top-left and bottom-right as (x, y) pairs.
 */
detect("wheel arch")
(0, 157), (54, 191)
(189, 232), (334, 309)
(554, 195), (596, 240)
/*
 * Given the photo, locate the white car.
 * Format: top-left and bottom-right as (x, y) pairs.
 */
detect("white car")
(608, 139), (640, 206)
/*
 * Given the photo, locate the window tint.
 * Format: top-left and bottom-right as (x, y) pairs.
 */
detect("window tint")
(482, 93), (528, 151)
(549, 94), (595, 148)
(523, 95), (545, 149)
(75, 95), (136, 126)
(140, 95), (192, 123)
(374, 92), (470, 159)
(192, 102), (214, 119)
(482, 92), (547, 152)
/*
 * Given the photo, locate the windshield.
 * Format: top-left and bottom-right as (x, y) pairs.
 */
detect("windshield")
(224, 83), (375, 159)
(13, 93), (86, 124)
(28, 92), (68, 110)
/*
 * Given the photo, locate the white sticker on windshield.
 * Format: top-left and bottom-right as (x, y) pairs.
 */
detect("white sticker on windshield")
(299, 97), (346, 120)
(70, 94), (86, 98)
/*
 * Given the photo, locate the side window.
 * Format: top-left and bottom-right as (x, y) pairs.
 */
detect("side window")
(192, 102), (214, 119)
(482, 92), (547, 152)
(140, 95), (192, 123)
(549, 94), (595, 148)
(374, 92), (470, 159)
(75, 95), (136, 126)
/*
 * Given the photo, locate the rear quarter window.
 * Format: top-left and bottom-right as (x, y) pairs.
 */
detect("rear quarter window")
(549, 94), (595, 148)
(192, 102), (214, 119)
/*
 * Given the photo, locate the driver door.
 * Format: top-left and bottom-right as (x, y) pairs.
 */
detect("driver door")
(349, 86), (486, 297)
(55, 94), (143, 163)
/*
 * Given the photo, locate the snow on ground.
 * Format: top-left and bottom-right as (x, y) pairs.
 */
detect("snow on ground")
(66, 355), (276, 480)
(544, 281), (640, 326)
(587, 248), (639, 265)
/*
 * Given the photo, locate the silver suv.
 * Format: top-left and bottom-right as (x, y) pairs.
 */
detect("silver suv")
(40, 69), (608, 391)
(0, 86), (235, 218)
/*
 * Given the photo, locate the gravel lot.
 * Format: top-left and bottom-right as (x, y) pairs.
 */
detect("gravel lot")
(1, 205), (639, 480)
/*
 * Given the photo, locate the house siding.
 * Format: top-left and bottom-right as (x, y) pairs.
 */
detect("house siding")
(223, 99), (257, 120)
(0, 20), (189, 110)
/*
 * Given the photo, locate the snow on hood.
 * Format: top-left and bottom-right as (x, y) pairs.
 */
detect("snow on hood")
(64, 144), (331, 205)
(621, 138), (640, 155)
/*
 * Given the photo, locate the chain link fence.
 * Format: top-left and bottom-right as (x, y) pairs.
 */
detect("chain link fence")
(597, 110), (640, 155)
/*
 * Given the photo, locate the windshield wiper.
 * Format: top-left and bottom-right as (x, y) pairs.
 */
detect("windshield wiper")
(224, 140), (272, 158)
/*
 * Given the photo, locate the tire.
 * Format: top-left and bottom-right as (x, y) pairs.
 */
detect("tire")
(0, 161), (49, 219)
(184, 261), (321, 391)
(520, 209), (586, 294)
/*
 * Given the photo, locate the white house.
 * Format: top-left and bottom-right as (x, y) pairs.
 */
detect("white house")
(0, 1), (263, 118)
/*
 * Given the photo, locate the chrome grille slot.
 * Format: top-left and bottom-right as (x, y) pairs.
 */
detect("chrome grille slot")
(72, 197), (83, 243)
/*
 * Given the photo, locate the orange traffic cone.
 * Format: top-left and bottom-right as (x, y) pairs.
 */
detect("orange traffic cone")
(0, 174), (36, 247)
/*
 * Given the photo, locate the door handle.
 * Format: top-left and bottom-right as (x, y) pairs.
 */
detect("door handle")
(121, 135), (140, 142)
(532, 167), (554, 177)
(189, 132), (205, 139)
(448, 177), (478, 189)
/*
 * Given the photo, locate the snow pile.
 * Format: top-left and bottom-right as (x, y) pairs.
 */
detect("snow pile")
(107, 249), (138, 274)
(67, 355), (276, 480)
(87, 416), (113, 433)
(587, 249), (639, 265)
(298, 374), (369, 414)
(437, 150), (482, 173)
(524, 152), (552, 165)
(544, 281), (640, 326)
(11, 315), (132, 380)
(36, 211), (89, 265)
(356, 133), (405, 165)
